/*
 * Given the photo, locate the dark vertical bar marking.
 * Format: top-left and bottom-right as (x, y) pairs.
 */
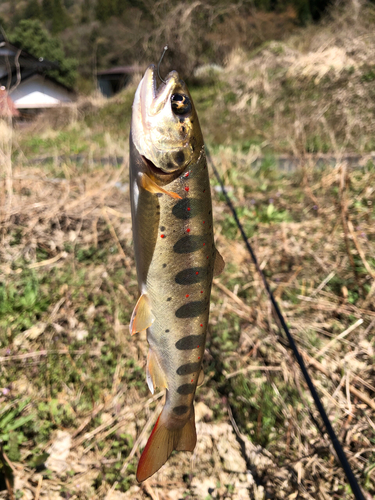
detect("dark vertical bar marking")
(177, 362), (200, 375)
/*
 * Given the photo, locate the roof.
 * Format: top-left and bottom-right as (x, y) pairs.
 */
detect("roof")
(0, 68), (75, 94)
(0, 88), (19, 117)
(97, 65), (143, 76)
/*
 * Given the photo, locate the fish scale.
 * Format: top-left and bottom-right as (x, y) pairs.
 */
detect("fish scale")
(146, 150), (214, 413)
(129, 63), (224, 482)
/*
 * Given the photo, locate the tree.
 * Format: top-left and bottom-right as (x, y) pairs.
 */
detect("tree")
(9, 19), (77, 88)
(51, 0), (70, 33)
(23, 0), (43, 20)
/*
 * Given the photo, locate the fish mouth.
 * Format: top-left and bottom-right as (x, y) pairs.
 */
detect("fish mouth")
(141, 154), (185, 182)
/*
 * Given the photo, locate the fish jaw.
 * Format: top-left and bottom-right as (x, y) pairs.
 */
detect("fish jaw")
(131, 65), (202, 174)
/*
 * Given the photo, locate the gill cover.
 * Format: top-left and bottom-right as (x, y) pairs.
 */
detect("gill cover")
(131, 65), (202, 173)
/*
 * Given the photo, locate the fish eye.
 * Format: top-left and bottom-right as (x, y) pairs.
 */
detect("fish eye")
(171, 94), (192, 116)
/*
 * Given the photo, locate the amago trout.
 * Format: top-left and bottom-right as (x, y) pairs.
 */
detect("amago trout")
(129, 63), (224, 482)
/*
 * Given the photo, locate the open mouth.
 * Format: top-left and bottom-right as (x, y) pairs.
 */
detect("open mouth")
(141, 155), (186, 183)
(141, 155), (170, 176)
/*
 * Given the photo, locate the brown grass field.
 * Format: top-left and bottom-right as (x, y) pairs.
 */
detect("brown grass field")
(1, 3), (375, 499)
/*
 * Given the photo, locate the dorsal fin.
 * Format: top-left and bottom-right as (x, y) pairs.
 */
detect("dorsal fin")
(213, 248), (225, 276)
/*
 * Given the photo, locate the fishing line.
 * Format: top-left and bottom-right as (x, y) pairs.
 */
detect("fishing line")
(206, 148), (366, 500)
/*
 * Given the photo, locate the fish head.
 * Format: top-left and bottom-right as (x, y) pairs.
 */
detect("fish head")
(131, 65), (203, 177)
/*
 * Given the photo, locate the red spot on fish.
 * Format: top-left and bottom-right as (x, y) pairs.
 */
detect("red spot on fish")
(186, 228), (191, 233)
(198, 357), (201, 360)
(203, 221), (205, 224)
(185, 186), (189, 192)
(197, 345), (200, 347)
(203, 243), (205, 246)
(184, 172), (189, 178)
(200, 291), (203, 293)
(206, 256), (209, 259)
(186, 294), (189, 298)
(200, 324), (203, 327)
(203, 189), (206, 193)
(187, 207), (191, 211)
(160, 234), (165, 238)
(191, 379), (194, 382)
(196, 271), (199, 275)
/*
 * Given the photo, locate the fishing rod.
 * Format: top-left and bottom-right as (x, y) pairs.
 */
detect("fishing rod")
(205, 148), (366, 500)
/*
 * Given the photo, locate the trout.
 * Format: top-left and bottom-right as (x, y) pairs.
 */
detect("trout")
(129, 64), (224, 482)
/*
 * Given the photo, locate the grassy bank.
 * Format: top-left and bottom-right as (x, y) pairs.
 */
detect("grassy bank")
(1, 3), (375, 499)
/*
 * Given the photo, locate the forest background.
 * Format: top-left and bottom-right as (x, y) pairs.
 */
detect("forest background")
(1, 0), (335, 92)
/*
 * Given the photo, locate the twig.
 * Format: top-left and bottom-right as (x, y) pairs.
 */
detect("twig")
(314, 318), (363, 358)
(302, 350), (375, 411)
(0, 349), (99, 363)
(213, 279), (253, 315)
(347, 220), (375, 280)
(34, 475), (43, 500)
(102, 206), (128, 266)
(28, 251), (67, 269)
(225, 365), (282, 379)
(310, 271), (336, 297)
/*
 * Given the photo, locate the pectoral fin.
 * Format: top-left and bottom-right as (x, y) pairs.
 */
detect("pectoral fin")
(140, 173), (182, 200)
(129, 293), (154, 335)
(197, 368), (204, 387)
(146, 349), (168, 394)
(213, 248), (225, 276)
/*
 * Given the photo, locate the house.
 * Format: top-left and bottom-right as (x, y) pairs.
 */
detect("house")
(97, 65), (142, 97)
(0, 31), (75, 116)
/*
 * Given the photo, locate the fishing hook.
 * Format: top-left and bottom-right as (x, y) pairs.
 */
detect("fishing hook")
(157, 45), (168, 84)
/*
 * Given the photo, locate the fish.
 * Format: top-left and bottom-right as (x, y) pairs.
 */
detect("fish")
(129, 63), (224, 482)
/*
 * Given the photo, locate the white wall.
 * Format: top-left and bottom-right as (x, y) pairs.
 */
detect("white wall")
(11, 74), (74, 109)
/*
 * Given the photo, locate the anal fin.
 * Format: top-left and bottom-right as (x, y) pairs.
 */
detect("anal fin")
(140, 173), (182, 200)
(213, 248), (225, 276)
(146, 348), (168, 394)
(129, 293), (154, 336)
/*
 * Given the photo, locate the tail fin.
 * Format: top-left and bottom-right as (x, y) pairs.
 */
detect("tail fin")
(136, 409), (196, 482)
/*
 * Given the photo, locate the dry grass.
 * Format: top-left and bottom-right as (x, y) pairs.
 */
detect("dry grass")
(200, 2), (375, 153)
(1, 4), (375, 498)
(0, 147), (374, 499)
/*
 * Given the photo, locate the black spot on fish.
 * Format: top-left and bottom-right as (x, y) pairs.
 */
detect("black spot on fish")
(173, 235), (205, 254)
(172, 198), (199, 220)
(179, 118), (184, 123)
(177, 362), (200, 375)
(175, 267), (206, 285)
(175, 334), (204, 350)
(163, 263), (167, 268)
(156, 193), (163, 198)
(175, 301), (206, 318)
(173, 405), (189, 416)
(165, 329), (170, 333)
(177, 384), (195, 395)
(160, 226), (165, 231)
(167, 297), (172, 301)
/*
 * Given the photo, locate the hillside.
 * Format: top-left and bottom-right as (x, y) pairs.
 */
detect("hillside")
(1, 0), (329, 92)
